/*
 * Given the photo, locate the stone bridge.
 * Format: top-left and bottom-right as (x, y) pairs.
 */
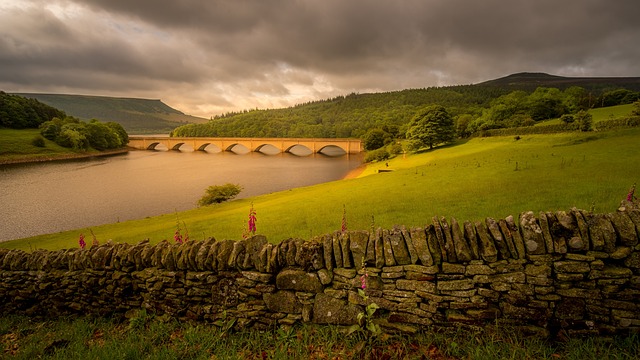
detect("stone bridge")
(127, 136), (363, 155)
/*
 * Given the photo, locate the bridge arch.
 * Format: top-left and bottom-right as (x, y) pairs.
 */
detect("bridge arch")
(128, 136), (363, 155)
(316, 145), (347, 156)
(283, 144), (313, 155)
(225, 143), (250, 154)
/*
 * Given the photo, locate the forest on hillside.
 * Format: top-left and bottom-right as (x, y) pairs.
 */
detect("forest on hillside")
(171, 77), (640, 140)
(0, 91), (66, 129)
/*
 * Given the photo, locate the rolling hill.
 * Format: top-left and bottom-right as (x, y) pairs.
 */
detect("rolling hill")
(13, 93), (208, 134)
(480, 72), (640, 91)
(12, 73), (640, 136)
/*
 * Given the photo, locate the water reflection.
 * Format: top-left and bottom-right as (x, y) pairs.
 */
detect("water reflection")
(0, 150), (362, 242)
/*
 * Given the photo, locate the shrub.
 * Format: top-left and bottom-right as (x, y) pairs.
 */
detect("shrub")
(576, 110), (593, 132)
(560, 114), (575, 124)
(387, 142), (404, 155)
(31, 135), (46, 148)
(364, 148), (390, 163)
(198, 183), (243, 206)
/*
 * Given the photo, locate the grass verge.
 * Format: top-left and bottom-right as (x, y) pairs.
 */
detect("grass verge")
(1, 314), (638, 359)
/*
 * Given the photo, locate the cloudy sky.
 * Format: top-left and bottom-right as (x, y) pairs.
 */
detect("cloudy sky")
(1, 0), (639, 118)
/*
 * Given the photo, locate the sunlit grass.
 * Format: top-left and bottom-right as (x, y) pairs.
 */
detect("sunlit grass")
(535, 103), (634, 127)
(3, 127), (640, 251)
(590, 103), (635, 122)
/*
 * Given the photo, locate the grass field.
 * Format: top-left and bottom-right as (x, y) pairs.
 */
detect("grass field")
(3, 127), (640, 251)
(534, 103), (634, 126)
(0, 128), (109, 164)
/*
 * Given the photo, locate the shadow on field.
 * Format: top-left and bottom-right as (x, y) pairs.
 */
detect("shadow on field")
(413, 139), (470, 154)
(552, 134), (606, 147)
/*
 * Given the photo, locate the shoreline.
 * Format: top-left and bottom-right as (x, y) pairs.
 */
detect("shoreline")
(343, 163), (367, 179)
(0, 148), (130, 166)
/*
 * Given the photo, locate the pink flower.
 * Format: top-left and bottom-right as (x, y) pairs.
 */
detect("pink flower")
(360, 273), (368, 289)
(79, 233), (86, 249)
(341, 205), (347, 233)
(627, 184), (636, 202)
(248, 203), (257, 234)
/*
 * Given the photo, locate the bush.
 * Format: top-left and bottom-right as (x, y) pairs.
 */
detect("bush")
(387, 142), (404, 155)
(198, 183), (243, 206)
(31, 135), (46, 148)
(364, 148), (390, 163)
(560, 114), (575, 124)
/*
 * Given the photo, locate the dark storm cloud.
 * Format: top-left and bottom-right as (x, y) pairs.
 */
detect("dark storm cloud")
(1, 0), (639, 116)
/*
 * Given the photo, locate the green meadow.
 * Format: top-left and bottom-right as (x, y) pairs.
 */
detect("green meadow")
(3, 127), (639, 251)
(0, 128), (82, 163)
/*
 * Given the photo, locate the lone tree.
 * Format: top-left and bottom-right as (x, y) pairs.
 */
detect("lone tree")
(198, 183), (242, 206)
(406, 105), (455, 150)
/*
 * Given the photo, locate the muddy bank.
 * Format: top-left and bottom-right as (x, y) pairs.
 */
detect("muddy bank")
(0, 148), (130, 166)
(342, 163), (367, 179)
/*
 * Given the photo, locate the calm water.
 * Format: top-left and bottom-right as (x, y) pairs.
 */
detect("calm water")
(0, 147), (362, 242)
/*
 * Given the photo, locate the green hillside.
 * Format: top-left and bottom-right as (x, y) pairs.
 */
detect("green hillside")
(172, 73), (640, 139)
(13, 93), (208, 134)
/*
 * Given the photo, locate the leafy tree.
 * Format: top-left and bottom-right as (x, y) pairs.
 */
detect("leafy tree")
(56, 123), (89, 150)
(600, 89), (639, 107)
(39, 118), (63, 140)
(406, 105), (455, 150)
(575, 110), (593, 132)
(526, 87), (567, 121)
(106, 122), (129, 147)
(563, 86), (588, 112)
(363, 128), (392, 150)
(198, 183), (243, 206)
(455, 114), (473, 138)
(86, 121), (114, 150)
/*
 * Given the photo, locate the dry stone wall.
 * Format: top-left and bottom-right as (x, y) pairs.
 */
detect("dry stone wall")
(1, 204), (640, 337)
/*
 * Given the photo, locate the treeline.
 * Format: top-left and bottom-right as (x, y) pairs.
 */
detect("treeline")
(172, 86), (509, 139)
(0, 91), (66, 129)
(172, 84), (639, 140)
(40, 117), (128, 151)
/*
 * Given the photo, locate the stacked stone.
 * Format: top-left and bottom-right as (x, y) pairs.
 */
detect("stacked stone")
(1, 206), (639, 336)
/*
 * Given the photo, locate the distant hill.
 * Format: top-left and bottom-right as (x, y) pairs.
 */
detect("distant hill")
(13, 93), (208, 134)
(480, 72), (640, 91)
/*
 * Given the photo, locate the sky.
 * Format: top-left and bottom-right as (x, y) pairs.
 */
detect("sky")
(1, 0), (639, 118)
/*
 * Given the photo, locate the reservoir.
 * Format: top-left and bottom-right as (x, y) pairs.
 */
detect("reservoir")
(0, 147), (362, 242)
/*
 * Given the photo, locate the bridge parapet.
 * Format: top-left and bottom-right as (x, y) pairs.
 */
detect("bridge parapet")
(128, 136), (363, 155)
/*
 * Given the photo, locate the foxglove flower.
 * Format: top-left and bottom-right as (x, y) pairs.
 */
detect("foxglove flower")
(341, 205), (347, 233)
(627, 184), (636, 202)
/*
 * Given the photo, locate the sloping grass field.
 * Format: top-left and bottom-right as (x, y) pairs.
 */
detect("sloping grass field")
(3, 127), (640, 251)
(0, 129), (81, 163)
